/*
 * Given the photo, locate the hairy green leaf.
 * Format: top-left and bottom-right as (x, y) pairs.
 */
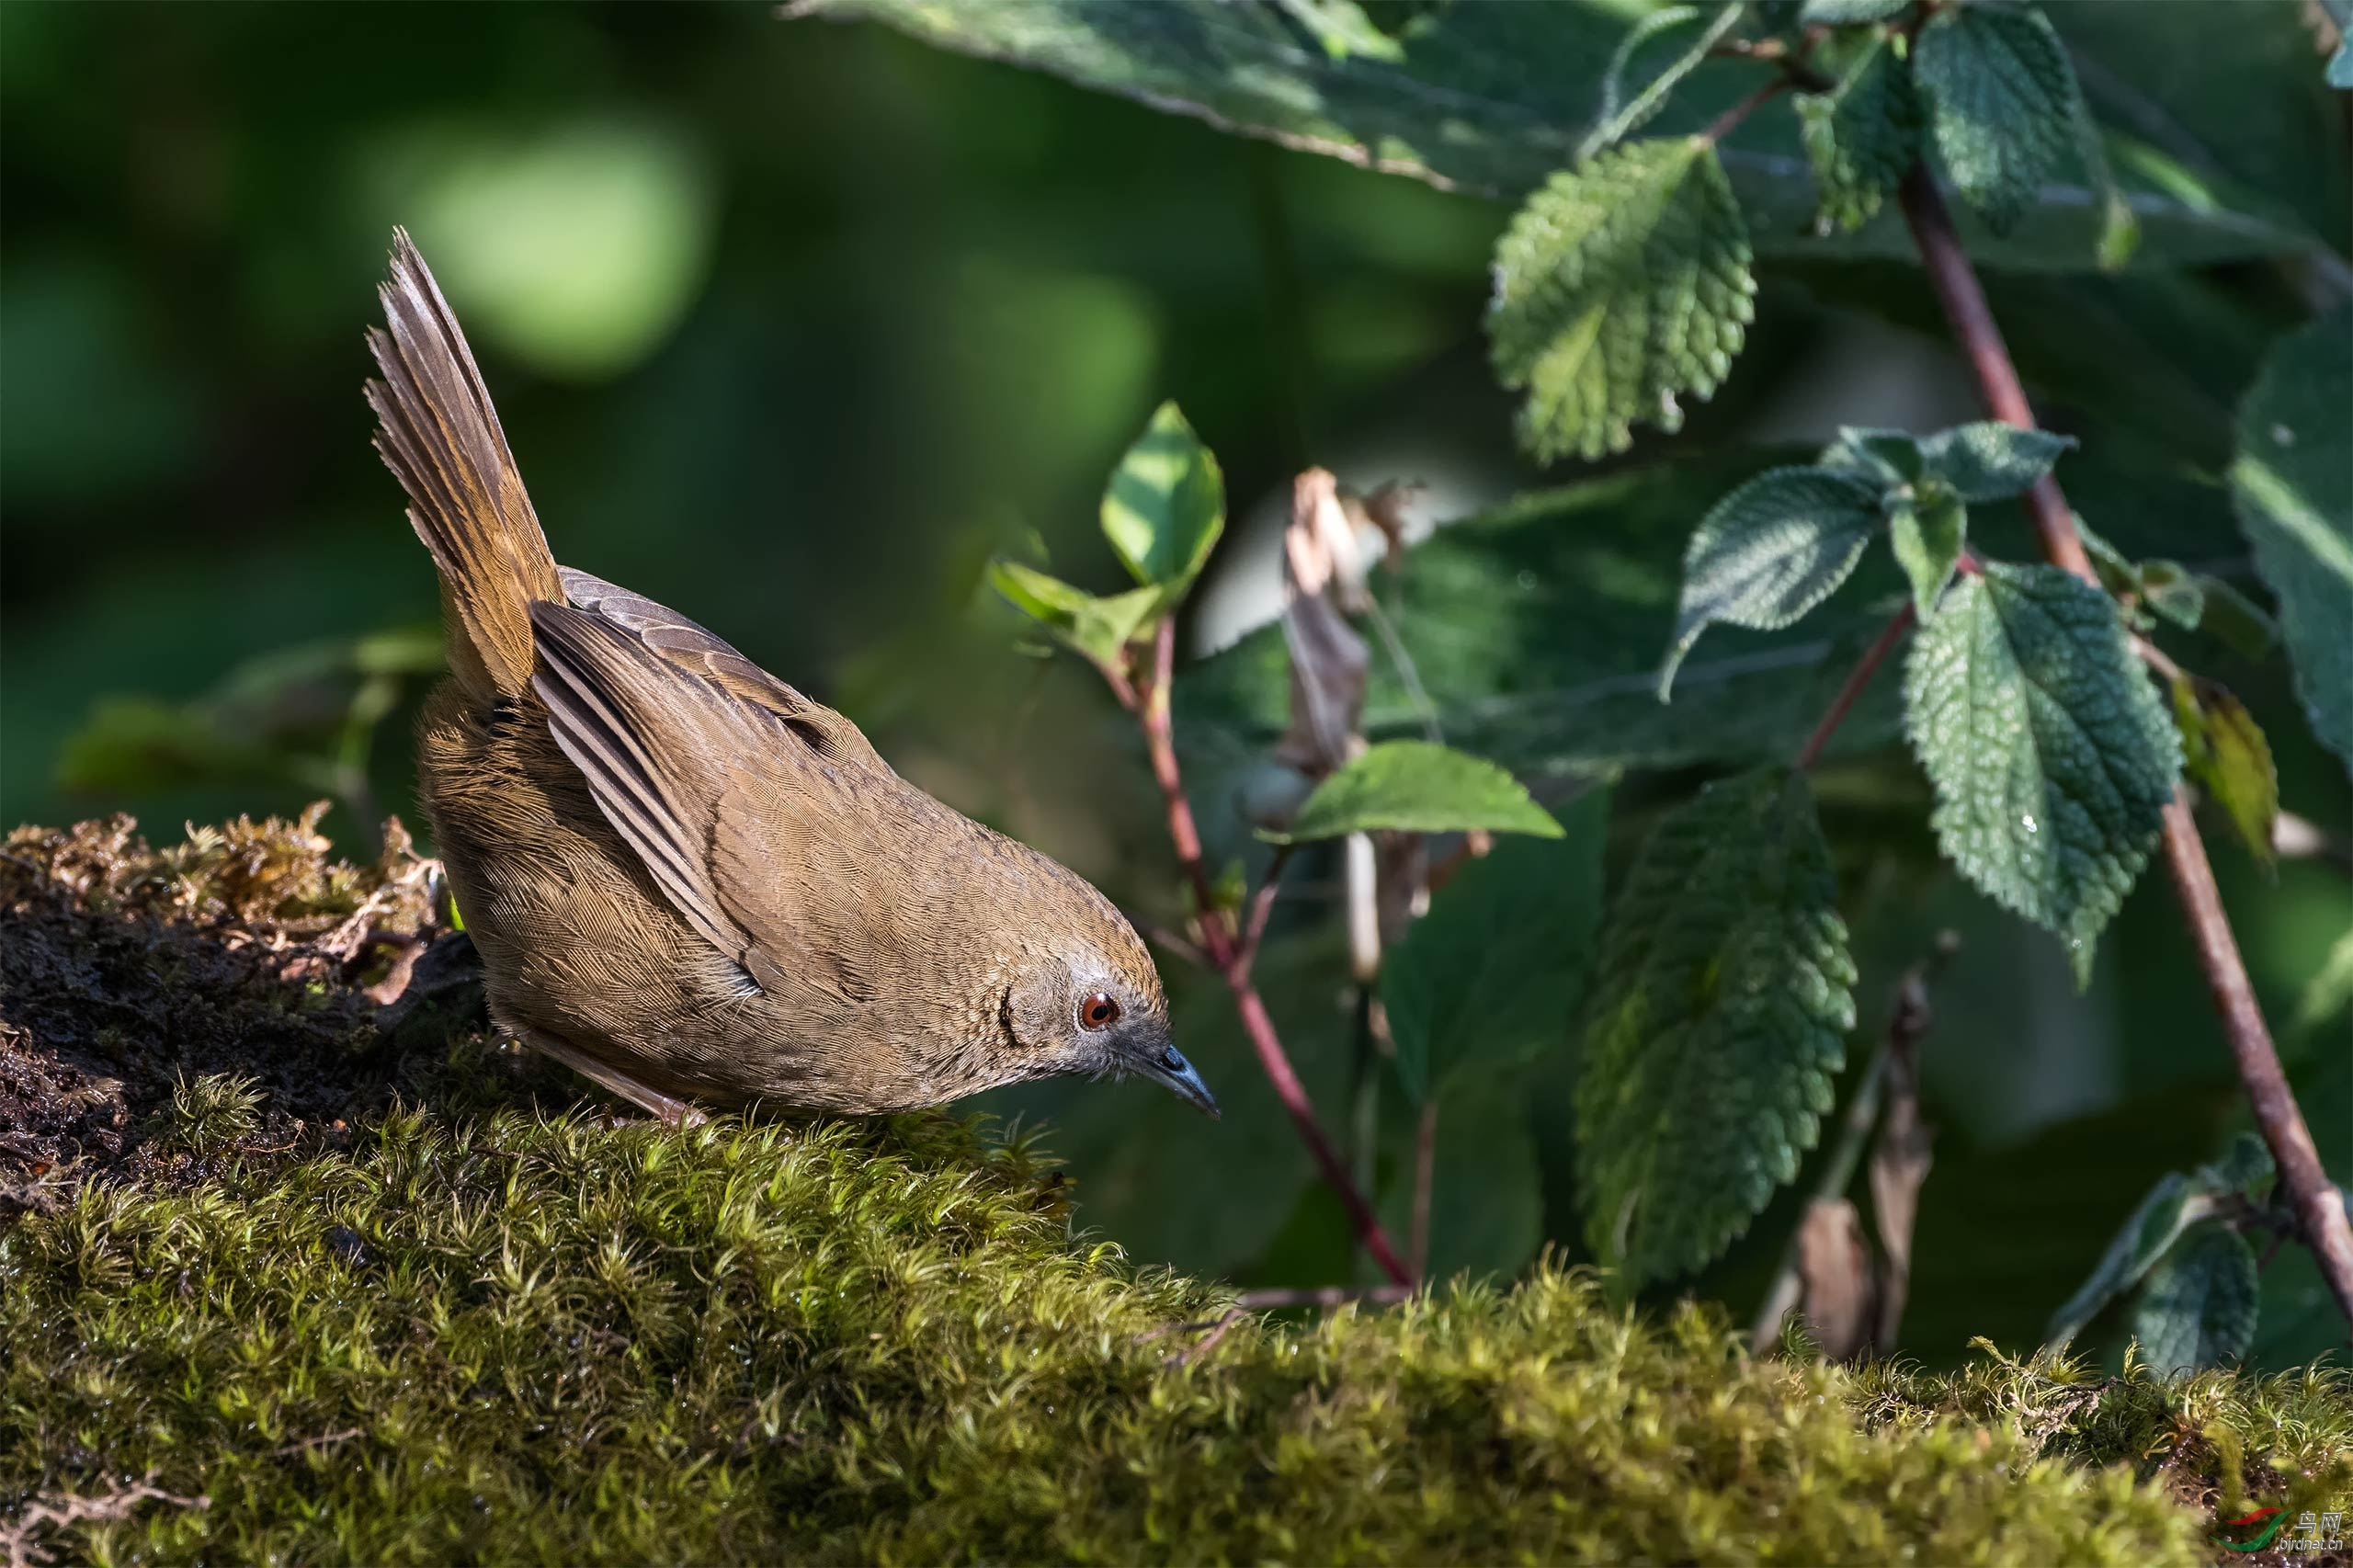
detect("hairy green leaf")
(1904, 563), (2180, 983)
(1917, 422), (2076, 502)
(2131, 1225), (2260, 1373)
(1383, 791), (1608, 1107)
(1101, 401), (1225, 594)
(804, 0), (2332, 272)
(1798, 30), (1923, 233)
(989, 561), (1161, 669)
(1890, 489), (1968, 621)
(2044, 1171), (2213, 1347)
(2232, 306), (2353, 771)
(1576, 769), (1855, 1289)
(1820, 425), (1925, 486)
(2169, 676), (2278, 868)
(1487, 137), (1755, 463)
(1914, 5), (2079, 235)
(1177, 455), (1913, 801)
(1659, 466), (1884, 698)
(1270, 740), (1563, 844)
(2198, 1132), (2275, 1200)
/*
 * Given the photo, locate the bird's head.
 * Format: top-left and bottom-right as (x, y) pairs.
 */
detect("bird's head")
(1001, 914), (1217, 1119)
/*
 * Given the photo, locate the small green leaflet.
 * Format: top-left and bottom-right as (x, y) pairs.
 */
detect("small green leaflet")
(1382, 791), (1608, 1107)
(1889, 487), (1967, 620)
(2130, 1225), (2260, 1373)
(1915, 423), (2075, 502)
(2170, 676), (2279, 868)
(1798, 30), (1922, 234)
(1488, 137), (1755, 464)
(1575, 769), (1855, 1290)
(1658, 466), (1886, 699)
(2044, 1170), (2212, 1347)
(989, 560), (1162, 671)
(1100, 401), (1226, 596)
(1904, 563), (2180, 984)
(1267, 740), (1563, 844)
(2232, 306), (2353, 772)
(1914, 5), (2079, 236)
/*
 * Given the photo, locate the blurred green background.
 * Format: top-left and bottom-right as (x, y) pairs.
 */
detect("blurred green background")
(3, 2), (2345, 1368)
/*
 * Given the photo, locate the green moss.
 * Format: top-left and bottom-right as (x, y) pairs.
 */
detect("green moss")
(1, 811), (2346, 1564)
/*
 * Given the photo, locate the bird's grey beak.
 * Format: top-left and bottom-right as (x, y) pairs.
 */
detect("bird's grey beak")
(1141, 1042), (1221, 1119)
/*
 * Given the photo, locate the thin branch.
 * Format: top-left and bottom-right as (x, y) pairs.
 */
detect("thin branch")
(1699, 77), (1790, 147)
(1897, 167), (2353, 1331)
(1794, 604), (1915, 772)
(1411, 1100), (1439, 1283)
(1234, 844), (1293, 981)
(1129, 619), (1415, 1287)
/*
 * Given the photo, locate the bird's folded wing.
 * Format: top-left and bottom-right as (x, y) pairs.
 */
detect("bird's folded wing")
(559, 567), (890, 776)
(528, 598), (868, 1004)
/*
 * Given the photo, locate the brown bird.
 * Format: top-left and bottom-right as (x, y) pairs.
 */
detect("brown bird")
(364, 230), (1215, 1124)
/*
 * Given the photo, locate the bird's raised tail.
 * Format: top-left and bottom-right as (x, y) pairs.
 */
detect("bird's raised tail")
(365, 227), (563, 700)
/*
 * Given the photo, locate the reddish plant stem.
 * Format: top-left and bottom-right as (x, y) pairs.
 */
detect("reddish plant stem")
(1896, 168), (2353, 1330)
(1234, 845), (1292, 983)
(1794, 603), (1915, 772)
(1131, 619), (1415, 1287)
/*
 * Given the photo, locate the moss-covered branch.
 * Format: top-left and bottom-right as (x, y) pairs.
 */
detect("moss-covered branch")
(2, 812), (2347, 1564)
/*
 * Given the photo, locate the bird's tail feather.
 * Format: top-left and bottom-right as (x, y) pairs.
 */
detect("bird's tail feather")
(365, 227), (563, 699)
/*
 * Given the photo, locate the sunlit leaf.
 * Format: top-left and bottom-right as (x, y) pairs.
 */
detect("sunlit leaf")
(1268, 741), (1562, 844)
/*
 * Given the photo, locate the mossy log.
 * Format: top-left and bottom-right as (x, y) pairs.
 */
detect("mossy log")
(2, 812), (2347, 1564)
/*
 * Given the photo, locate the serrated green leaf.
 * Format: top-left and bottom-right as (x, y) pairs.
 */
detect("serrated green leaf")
(2044, 1170), (2211, 1347)
(1176, 454), (1915, 799)
(1820, 426), (1924, 486)
(1890, 489), (1968, 621)
(2130, 1224), (2259, 1373)
(1798, 30), (1924, 234)
(1915, 5), (2079, 236)
(1904, 563), (2180, 983)
(2197, 1131), (2275, 1200)
(1576, 769), (1855, 1289)
(1488, 137), (1755, 464)
(1100, 401), (1225, 595)
(804, 0), (2333, 272)
(2232, 306), (2353, 771)
(2170, 675), (2279, 868)
(1382, 791), (1608, 1107)
(1268, 740), (1563, 844)
(988, 560), (1163, 670)
(1659, 466), (1885, 699)
(1917, 422), (2076, 502)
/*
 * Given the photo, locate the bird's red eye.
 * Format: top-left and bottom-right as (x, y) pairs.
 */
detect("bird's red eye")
(1078, 992), (1121, 1030)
